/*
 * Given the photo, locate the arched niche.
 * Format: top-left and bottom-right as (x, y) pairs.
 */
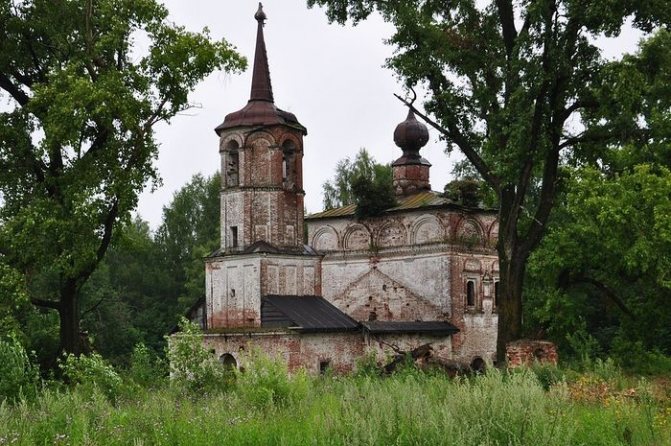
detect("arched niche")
(222, 139), (241, 187)
(281, 139), (297, 188)
(456, 218), (484, 247)
(344, 225), (371, 251)
(411, 215), (444, 245)
(219, 353), (238, 370)
(464, 258), (481, 272)
(377, 221), (406, 248)
(245, 132), (274, 184)
(312, 226), (339, 252)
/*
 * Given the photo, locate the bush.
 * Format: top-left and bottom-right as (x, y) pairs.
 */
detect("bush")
(59, 352), (122, 401)
(236, 349), (311, 408)
(166, 318), (232, 393)
(530, 363), (566, 390)
(0, 335), (39, 403)
(127, 343), (167, 388)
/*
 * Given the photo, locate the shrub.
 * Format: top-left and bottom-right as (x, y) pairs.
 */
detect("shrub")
(127, 343), (167, 388)
(166, 318), (232, 393)
(236, 349), (310, 408)
(59, 352), (122, 401)
(0, 335), (39, 403)
(530, 362), (565, 390)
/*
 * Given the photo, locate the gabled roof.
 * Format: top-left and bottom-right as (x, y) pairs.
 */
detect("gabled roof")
(305, 190), (497, 220)
(361, 321), (460, 335)
(261, 295), (359, 333)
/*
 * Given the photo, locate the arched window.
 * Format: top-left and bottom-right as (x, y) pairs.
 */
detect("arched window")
(466, 280), (475, 307)
(219, 353), (238, 370)
(226, 141), (239, 187)
(281, 140), (296, 187)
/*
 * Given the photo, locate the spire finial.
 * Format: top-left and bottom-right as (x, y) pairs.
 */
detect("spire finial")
(249, 3), (273, 102)
(255, 3), (267, 23)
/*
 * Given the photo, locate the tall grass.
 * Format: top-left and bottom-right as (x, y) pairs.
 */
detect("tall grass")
(1, 364), (669, 445)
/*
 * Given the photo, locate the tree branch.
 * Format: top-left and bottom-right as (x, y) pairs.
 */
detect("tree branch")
(560, 271), (635, 319)
(393, 93), (501, 191)
(80, 295), (106, 318)
(495, 0), (518, 58)
(0, 74), (30, 106)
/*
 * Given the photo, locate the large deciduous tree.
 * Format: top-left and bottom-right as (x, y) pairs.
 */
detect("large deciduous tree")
(308, 0), (671, 361)
(0, 0), (245, 357)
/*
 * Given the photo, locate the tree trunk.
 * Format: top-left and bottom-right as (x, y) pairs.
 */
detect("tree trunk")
(495, 239), (526, 365)
(58, 281), (81, 356)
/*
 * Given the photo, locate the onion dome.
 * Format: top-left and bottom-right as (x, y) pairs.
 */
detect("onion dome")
(215, 3), (306, 135)
(392, 109), (430, 165)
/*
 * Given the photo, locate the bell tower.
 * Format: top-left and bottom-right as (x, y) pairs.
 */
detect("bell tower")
(214, 3), (307, 253)
(205, 4), (321, 330)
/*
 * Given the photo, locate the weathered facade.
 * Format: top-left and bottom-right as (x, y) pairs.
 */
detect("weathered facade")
(199, 4), (499, 373)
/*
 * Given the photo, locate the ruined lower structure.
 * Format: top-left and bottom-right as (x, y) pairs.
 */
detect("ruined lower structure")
(194, 4), (500, 374)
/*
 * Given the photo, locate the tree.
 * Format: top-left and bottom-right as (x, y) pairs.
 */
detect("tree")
(526, 164), (671, 360)
(0, 0), (245, 357)
(155, 172), (221, 311)
(307, 0), (671, 361)
(322, 148), (395, 216)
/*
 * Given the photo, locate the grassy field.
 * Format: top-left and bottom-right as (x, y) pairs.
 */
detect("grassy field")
(1, 358), (671, 446)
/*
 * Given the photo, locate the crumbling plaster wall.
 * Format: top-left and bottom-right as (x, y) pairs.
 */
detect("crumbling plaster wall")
(305, 208), (499, 364)
(205, 254), (321, 329)
(203, 330), (455, 374)
(219, 126), (306, 252)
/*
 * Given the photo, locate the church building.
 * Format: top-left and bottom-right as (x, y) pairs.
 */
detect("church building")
(197, 4), (499, 373)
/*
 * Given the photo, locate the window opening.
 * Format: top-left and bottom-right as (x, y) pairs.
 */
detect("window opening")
(466, 280), (475, 307)
(226, 141), (240, 187)
(231, 226), (238, 248)
(494, 281), (500, 306)
(319, 360), (331, 375)
(281, 141), (296, 187)
(219, 353), (238, 370)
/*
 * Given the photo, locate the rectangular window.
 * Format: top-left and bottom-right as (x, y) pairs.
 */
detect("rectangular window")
(494, 281), (500, 307)
(231, 226), (238, 248)
(466, 280), (475, 307)
(319, 360), (331, 375)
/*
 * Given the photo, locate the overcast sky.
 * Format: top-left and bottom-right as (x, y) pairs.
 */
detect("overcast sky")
(138, 0), (643, 229)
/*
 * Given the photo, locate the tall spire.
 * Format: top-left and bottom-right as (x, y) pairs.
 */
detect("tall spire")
(215, 4), (306, 135)
(249, 3), (274, 102)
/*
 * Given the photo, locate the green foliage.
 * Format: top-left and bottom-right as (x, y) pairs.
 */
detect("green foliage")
(0, 0), (245, 356)
(307, 0), (671, 360)
(166, 318), (231, 393)
(59, 352), (122, 401)
(236, 349), (311, 408)
(351, 163), (396, 218)
(443, 178), (485, 207)
(2, 363), (670, 445)
(0, 260), (29, 340)
(526, 165), (671, 361)
(353, 351), (380, 377)
(155, 172), (221, 312)
(0, 335), (39, 403)
(322, 148), (395, 215)
(127, 343), (167, 388)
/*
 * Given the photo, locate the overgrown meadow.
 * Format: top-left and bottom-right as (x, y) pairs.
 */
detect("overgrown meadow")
(2, 328), (671, 446)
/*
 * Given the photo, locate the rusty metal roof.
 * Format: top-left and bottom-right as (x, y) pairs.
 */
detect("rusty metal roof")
(361, 321), (459, 335)
(262, 295), (359, 333)
(306, 191), (450, 220)
(215, 4), (306, 135)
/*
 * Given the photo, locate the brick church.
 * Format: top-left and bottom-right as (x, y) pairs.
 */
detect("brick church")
(193, 4), (500, 373)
